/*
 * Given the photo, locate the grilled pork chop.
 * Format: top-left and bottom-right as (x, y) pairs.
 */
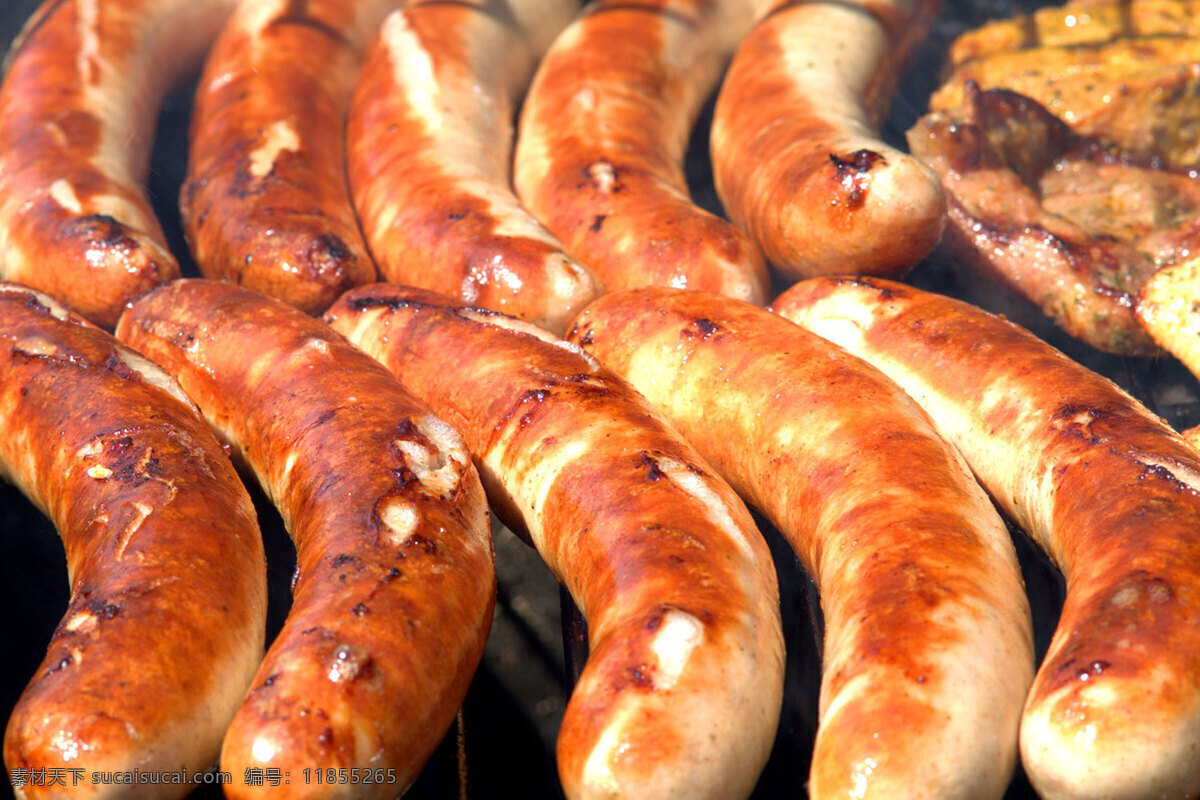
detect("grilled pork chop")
(909, 84), (1200, 355)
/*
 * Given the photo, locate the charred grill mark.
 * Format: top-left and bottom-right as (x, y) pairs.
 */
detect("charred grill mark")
(65, 214), (142, 254)
(640, 451), (665, 482)
(348, 295), (421, 312)
(402, 533), (437, 556)
(305, 234), (354, 284)
(623, 663), (655, 689)
(589, 214), (606, 232)
(830, 274), (897, 300)
(830, 150), (885, 210)
(1118, 0), (1134, 39)
(1020, 8), (1039, 50)
(269, 0), (351, 47)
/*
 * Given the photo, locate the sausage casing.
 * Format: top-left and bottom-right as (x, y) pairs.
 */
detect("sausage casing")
(513, 0), (769, 304)
(324, 284), (784, 800)
(181, 0), (391, 314)
(115, 280), (495, 799)
(1, 282), (266, 799)
(568, 287), (1032, 799)
(348, 0), (599, 334)
(775, 275), (1200, 800)
(711, 0), (946, 279)
(0, 0), (237, 327)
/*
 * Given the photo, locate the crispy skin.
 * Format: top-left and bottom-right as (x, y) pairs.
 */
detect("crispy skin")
(567, 287), (1032, 800)
(1138, 257), (1200, 378)
(348, 0), (600, 335)
(907, 85), (1200, 355)
(0, 0), (237, 328)
(512, 0), (768, 304)
(775, 275), (1200, 800)
(181, 0), (388, 315)
(935, 15), (1200, 168)
(0, 283), (265, 800)
(114, 280), (494, 800)
(711, 0), (946, 279)
(324, 284), (784, 800)
(947, 0), (1200, 66)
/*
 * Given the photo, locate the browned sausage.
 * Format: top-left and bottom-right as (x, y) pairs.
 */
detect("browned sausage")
(0, 0), (237, 328)
(566, 287), (1032, 799)
(512, 0), (769, 304)
(775, 275), (1200, 800)
(114, 280), (495, 799)
(710, 0), (946, 281)
(348, 0), (600, 335)
(181, 0), (391, 314)
(0, 282), (265, 799)
(324, 284), (784, 800)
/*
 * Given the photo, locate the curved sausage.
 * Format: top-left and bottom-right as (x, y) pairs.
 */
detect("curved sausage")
(0, 282), (265, 799)
(348, 0), (600, 335)
(710, 0), (946, 280)
(114, 280), (494, 800)
(181, 0), (391, 315)
(0, 0), (237, 328)
(566, 287), (1032, 799)
(324, 284), (784, 800)
(512, 0), (769, 304)
(775, 275), (1200, 800)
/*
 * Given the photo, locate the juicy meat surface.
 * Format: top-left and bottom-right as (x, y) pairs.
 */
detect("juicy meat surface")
(909, 84), (1200, 354)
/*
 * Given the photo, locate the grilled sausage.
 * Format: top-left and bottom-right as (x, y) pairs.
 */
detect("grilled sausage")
(348, 0), (599, 335)
(181, 0), (391, 315)
(114, 280), (494, 799)
(0, 0), (237, 328)
(710, 0), (946, 280)
(324, 284), (784, 800)
(0, 282), (265, 799)
(567, 287), (1032, 799)
(775, 275), (1200, 800)
(512, 0), (769, 304)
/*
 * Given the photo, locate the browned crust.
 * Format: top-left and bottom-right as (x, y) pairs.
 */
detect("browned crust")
(513, 0), (769, 304)
(347, 1), (601, 334)
(324, 284), (783, 800)
(947, 0), (1200, 66)
(114, 280), (494, 799)
(567, 287), (1031, 798)
(908, 85), (1169, 355)
(710, 0), (946, 279)
(0, 0), (235, 328)
(181, 0), (383, 315)
(774, 275), (1200, 799)
(0, 283), (265, 796)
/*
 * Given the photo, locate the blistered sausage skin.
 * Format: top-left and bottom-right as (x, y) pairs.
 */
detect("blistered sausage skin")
(114, 280), (494, 800)
(567, 287), (1032, 799)
(348, 0), (600, 335)
(512, 0), (769, 304)
(775, 276), (1200, 800)
(181, 0), (391, 315)
(0, 283), (265, 800)
(0, 0), (237, 328)
(711, 0), (946, 279)
(324, 284), (784, 800)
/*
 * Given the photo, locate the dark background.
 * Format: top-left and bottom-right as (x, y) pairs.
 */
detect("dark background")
(2, 1), (1199, 798)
